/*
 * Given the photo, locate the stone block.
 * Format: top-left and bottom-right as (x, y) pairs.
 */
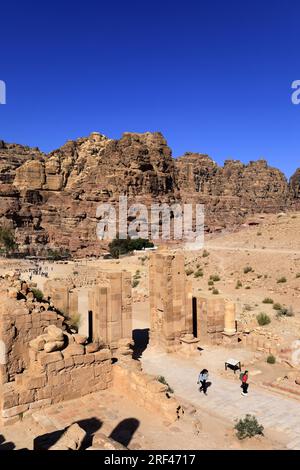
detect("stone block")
(38, 351), (63, 366)
(19, 389), (35, 405)
(2, 403), (29, 418)
(29, 398), (52, 410)
(62, 344), (85, 358)
(26, 374), (47, 390)
(94, 349), (111, 362)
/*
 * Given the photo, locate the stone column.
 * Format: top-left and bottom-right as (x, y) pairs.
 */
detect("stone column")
(223, 302), (236, 335)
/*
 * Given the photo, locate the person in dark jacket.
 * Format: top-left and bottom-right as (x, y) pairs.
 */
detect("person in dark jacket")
(197, 369), (209, 395)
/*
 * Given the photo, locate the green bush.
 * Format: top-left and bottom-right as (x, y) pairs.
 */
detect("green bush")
(69, 313), (81, 331)
(202, 250), (210, 258)
(256, 313), (271, 326)
(276, 306), (294, 317)
(267, 355), (276, 364)
(273, 303), (282, 310)
(210, 274), (220, 282)
(47, 248), (71, 260)
(132, 279), (139, 288)
(0, 226), (17, 253)
(194, 269), (203, 278)
(185, 268), (194, 276)
(277, 277), (287, 283)
(31, 288), (44, 302)
(262, 297), (274, 304)
(234, 415), (264, 440)
(235, 280), (242, 289)
(157, 376), (174, 394)
(243, 266), (253, 274)
(108, 237), (154, 258)
(212, 288), (219, 295)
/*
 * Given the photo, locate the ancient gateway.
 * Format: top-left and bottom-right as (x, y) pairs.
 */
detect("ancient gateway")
(0, 250), (240, 428)
(149, 251), (237, 352)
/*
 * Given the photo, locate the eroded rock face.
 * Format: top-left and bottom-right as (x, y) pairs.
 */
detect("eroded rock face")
(0, 133), (298, 256)
(290, 168), (300, 202)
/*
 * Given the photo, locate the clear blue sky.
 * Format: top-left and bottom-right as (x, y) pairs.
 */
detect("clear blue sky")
(0, 0), (299, 177)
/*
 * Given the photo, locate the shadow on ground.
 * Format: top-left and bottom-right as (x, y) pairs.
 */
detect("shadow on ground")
(33, 417), (102, 450)
(33, 416), (140, 450)
(0, 434), (15, 450)
(109, 418), (140, 447)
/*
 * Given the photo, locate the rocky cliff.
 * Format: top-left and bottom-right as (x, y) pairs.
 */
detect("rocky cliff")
(0, 133), (298, 256)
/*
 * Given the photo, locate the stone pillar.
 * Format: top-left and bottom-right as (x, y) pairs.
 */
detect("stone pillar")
(224, 302), (236, 335)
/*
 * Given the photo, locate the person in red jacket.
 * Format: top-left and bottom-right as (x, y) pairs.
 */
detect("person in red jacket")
(241, 370), (249, 396)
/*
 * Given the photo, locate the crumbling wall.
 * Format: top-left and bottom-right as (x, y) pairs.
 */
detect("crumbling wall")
(1, 342), (112, 425)
(112, 361), (184, 423)
(0, 275), (113, 426)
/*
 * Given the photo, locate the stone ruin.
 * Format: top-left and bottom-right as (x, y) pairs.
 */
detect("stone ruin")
(2, 250), (299, 433)
(0, 267), (184, 429)
(149, 250), (237, 353)
(42, 271), (132, 354)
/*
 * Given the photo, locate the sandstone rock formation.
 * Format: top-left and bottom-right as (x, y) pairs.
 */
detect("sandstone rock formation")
(0, 133), (298, 256)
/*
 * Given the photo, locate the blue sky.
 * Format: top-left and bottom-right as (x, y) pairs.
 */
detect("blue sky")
(0, 0), (299, 177)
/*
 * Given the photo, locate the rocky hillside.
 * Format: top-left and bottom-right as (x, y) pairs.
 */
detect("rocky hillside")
(0, 133), (298, 256)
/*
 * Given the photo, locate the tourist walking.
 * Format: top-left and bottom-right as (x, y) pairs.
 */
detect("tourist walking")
(240, 370), (249, 396)
(197, 368), (209, 395)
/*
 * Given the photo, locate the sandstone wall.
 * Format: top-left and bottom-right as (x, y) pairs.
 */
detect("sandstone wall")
(112, 362), (183, 423)
(0, 133), (298, 257)
(1, 345), (112, 426)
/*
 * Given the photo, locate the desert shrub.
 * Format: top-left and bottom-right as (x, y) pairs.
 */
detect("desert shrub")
(235, 280), (242, 289)
(157, 376), (174, 394)
(69, 313), (81, 331)
(256, 312), (271, 326)
(210, 274), (220, 282)
(244, 304), (252, 311)
(196, 264), (200, 269)
(296, 273), (300, 278)
(47, 248), (71, 260)
(277, 277), (287, 283)
(31, 288), (44, 302)
(273, 303), (282, 310)
(0, 226), (17, 253)
(234, 415), (264, 440)
(212, 288), (219, 295)
(276, 306), (294, 317)
(194, 269), (203, 278)
(132, 279), (139, 288)
(133, 270), (141, 280)
(267, 355), (276, 364)
(245, 286), (251, 289)
(257, 232), (262, 236)
(262, 297), (274, 304)
(185, 268), (194, 276)
(243, 266), (253, 274)
(202, 250), (210, 258)
(208, 280), (214, 286)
